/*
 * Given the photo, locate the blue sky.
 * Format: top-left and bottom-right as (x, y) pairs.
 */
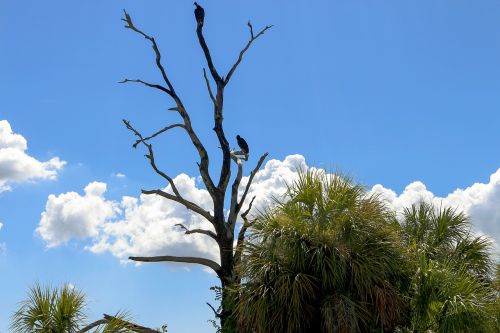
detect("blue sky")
(1, 0), (500, 332)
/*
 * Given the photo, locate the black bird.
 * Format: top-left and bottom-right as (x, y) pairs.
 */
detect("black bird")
(194, 2), (205, 27)
(236, 135), (249, 155)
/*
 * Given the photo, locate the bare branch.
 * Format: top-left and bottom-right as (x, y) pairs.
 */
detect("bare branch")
(78, 315), (161, 333)
(196, 24), (222, 84)
(237, 152), (268, 215)
(203, 68), (217, 106)
(102, 314), (161, 333)
(224, 22), (273, 85)
(227, 152), (244, 227)
(129, 255), (221, 275)
(236, 195), (256, 253)
(123, 120), (181, 195)
(122, 11), (216, 195)
(143, 144), (180, 194)
(77, 319), (108, 333)
(143, 189), (214, 223)
(119, 79), (170, 95)
(194, 11), (232, 194)
(227, 152), (267, 230)
(241, 195), (256, 220)
(123, 120), (214, 223)
(175, 223), (217, 240)
(133, 123), (185, 148)
(207, 302), (221, 318)
(122, 10), (175, 93)
(234, 195), (257, 283)
(227, 152), (268, 231)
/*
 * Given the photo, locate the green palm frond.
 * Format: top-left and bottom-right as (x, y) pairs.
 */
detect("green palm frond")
(234, 170), (409, 333)
(400, 202), (496, 332)
(11, 283), (87, 333)
(10, 284), (136, 333)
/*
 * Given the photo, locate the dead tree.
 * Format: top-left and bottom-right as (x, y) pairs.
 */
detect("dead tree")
(119, 4), (272, 330)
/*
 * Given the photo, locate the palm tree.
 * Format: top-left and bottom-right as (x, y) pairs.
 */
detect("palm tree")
(233, 170), (410, 333)
(398, 202), (496, 332)
(10, 283), (136, 333)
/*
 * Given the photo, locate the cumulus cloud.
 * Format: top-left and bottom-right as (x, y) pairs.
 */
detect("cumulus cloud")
(239, 154), (306, 214)
(38, 174), (218, 262)
(0, 120), (65, 192)
(370, 170), (500, 250)
(37, 154), (500, 264)
(36, 156), (308, 263)
(37, 182), (119, 247)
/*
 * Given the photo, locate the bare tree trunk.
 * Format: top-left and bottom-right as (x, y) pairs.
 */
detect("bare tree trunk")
(120, 5), (272, 332)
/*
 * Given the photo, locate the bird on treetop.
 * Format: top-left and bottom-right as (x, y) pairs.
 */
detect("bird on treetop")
(236, 135), (249, 155)
(194, 2), (205, 27)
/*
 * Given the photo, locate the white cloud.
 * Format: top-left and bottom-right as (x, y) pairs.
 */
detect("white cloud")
(0, 120), (65, 192)
(239, 154), (306, 215)
(370, 169), (500, 250)
(38, 175), (218, 263)
(0, 222), (3, 231)
(38, 154), (500, 264)
(37, 182), (119, 247)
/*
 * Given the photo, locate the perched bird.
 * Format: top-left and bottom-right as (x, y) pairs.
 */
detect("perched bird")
(236, 135), (249, 155)
(194, 2), (205, 27)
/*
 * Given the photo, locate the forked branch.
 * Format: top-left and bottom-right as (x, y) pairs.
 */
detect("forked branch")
(227, 152), (244, 226)
(122, 10), (176, 94)
(123, 120), (185, 148)
(175, 223), (217, 240)
(228, 152), (268, 229)
(194, 8), (271, 196)
(234, 195), (257, 282)
(123, 120), (212, 222)
(225, 21), (273, 85)
(122, 10), (216, 195)
(238, 195), (256, 247)
(207, 302), (221, 318)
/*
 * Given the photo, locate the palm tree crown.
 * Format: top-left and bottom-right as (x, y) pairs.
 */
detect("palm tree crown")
(234, 170), (410, 333)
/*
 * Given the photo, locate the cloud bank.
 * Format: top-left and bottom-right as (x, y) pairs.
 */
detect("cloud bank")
(0, 120), (65, 192)
(37, 154), (500, 264)
(370, 171), (500, 248)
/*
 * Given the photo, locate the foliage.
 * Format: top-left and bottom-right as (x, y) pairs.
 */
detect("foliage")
(10, 283), (135, 333)
(232, 171), (499, 333)
(11, 283), (86, 333)
(398, 202), (496, 332)
(207, 286), (222, 333)
(233, 170), (410, 333)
